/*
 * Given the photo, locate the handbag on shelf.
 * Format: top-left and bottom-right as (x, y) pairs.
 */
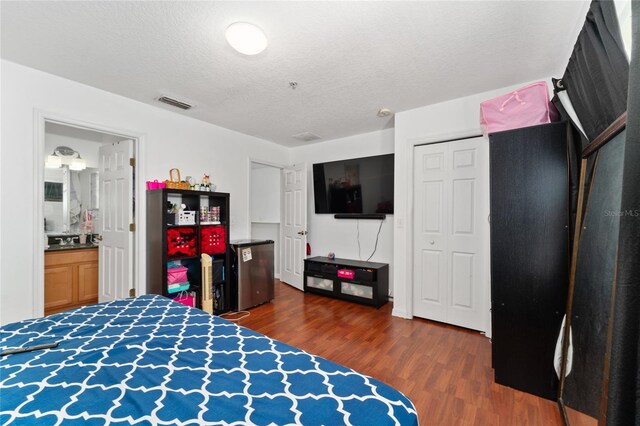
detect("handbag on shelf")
(173, 290), (195, 307)
(164, 168), (189, 190)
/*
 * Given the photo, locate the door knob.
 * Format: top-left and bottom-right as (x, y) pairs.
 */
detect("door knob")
(297, 230), (308, 235)
(429, 240), (435, 245)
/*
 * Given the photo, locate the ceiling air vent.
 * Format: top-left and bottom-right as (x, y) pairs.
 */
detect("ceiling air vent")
(157, 96), (192, 110)
(292, 132), (322, 142)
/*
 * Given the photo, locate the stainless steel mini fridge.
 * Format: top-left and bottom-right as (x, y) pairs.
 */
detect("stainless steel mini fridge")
(231, 239), (274, 310)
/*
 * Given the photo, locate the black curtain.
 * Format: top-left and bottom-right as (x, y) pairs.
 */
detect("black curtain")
(561, 0), (629, 142)
(606, 0), (640, 423)
(550, 85), (581, 245)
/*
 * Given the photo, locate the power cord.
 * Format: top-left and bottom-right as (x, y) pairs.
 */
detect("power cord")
(219, 311), (251, 322)
(366, 219), (384, 261)
(357, 219), (361, 260)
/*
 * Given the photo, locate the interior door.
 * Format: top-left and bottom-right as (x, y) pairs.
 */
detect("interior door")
(98, 139), (134, 302)
(413, 137), (489, 331)
(280, 164), (307, 290)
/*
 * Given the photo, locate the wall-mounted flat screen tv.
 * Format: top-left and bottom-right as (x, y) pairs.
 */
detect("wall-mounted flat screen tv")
(313, 153), (394, 215)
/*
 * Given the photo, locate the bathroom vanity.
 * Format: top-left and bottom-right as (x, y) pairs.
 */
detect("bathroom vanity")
(44, 245), (98, 316)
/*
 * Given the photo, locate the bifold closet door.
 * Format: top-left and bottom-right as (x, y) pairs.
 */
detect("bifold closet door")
(413, 136), (490, 332)
(489, 122), (569, 400)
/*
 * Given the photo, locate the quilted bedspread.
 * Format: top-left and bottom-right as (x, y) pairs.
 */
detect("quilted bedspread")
(0, 295), (418, 425)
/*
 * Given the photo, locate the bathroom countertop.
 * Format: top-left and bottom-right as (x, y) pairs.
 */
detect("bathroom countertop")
(45, 243), (99, 252)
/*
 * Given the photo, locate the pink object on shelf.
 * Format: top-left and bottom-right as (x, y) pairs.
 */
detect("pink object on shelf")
(146, 180), (166, 190)
(167, 266), (188, 284)
(337, 269), (355, 279)
(173, 292), (195, 307)
(480, 81), (559, 137)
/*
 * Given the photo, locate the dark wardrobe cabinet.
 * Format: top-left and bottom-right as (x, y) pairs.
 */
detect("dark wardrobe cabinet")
(489, 122), (569, 400)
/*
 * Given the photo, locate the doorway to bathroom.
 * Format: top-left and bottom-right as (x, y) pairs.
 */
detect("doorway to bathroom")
(36, 115), (142, 317)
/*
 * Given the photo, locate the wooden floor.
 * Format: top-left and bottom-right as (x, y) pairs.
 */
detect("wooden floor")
(235, 281), (570, 426)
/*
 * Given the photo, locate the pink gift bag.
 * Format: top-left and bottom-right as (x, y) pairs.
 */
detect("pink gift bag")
(173, 291), (195, 308)
(480, 81), (559, 137)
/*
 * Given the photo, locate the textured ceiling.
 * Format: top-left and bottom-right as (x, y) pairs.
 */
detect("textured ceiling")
(1, 1), (589, 147)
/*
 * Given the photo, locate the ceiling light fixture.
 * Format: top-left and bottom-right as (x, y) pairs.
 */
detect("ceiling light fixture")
(225, 22), (268, 55)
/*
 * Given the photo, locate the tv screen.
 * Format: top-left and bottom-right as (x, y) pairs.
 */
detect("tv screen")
(313, 154), (394, 215)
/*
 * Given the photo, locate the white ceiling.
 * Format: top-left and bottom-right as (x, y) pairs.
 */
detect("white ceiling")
(1, 1), (589, 147)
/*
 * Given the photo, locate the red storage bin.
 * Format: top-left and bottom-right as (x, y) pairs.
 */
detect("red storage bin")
(200, 225), (226, 255)
(167, 227), (197, 259)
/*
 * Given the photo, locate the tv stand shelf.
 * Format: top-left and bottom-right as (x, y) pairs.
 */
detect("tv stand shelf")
(303, 256), (389, 308)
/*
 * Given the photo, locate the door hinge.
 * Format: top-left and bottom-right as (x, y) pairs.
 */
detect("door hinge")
(129, 288), (136, 297)
(130, 157), (136, 167)
(129, 223), (136, 232)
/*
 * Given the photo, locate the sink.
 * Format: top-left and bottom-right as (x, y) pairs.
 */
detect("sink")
(46, 243), (97, 252)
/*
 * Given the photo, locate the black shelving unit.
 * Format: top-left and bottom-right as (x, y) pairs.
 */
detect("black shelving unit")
(146, 188), (231, 314)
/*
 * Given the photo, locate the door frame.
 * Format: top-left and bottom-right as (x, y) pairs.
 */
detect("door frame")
(405, 130), (492, 337)
(33, 110), (146, 318)
(247, 158), (286, 278)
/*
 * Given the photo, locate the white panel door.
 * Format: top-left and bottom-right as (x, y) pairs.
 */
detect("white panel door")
(280, 164), (307, 290)
(99, 139), (134, 302)
(413, 137), (489, 331)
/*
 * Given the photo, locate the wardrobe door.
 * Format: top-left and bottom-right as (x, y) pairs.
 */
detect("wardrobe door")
(489, 122), (569, 400)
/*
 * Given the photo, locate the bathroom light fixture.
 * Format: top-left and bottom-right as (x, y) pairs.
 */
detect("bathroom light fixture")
(45, 154), (62, 168)
(225, 22), (268, 55)
(69, 156), (87, 171)
(46, 146), (87, 171)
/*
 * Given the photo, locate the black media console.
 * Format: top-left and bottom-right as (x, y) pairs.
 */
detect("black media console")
(303, 256), (389, 308)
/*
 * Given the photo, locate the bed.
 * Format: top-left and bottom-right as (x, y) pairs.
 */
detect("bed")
(0, 295), (418, 425)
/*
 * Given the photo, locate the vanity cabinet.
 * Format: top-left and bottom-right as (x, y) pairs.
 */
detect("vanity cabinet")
(45, 248), (98, 315)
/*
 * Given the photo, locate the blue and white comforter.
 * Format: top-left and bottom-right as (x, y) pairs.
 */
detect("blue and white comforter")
(0, 295), (418, 425)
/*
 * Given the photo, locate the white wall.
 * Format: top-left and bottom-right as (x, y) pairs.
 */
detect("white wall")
(392, 77), (554, 323)
(290, 128), (395, 293)
(250, 165), (281, 276)
(0, 59), (289, 325)
(250, 166), (281, 222)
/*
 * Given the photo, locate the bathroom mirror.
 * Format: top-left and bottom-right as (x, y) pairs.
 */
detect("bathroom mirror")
(44, 165), (99, 235)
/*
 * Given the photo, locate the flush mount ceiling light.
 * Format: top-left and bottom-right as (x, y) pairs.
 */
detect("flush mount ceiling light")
(225, 22), (268, 55)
